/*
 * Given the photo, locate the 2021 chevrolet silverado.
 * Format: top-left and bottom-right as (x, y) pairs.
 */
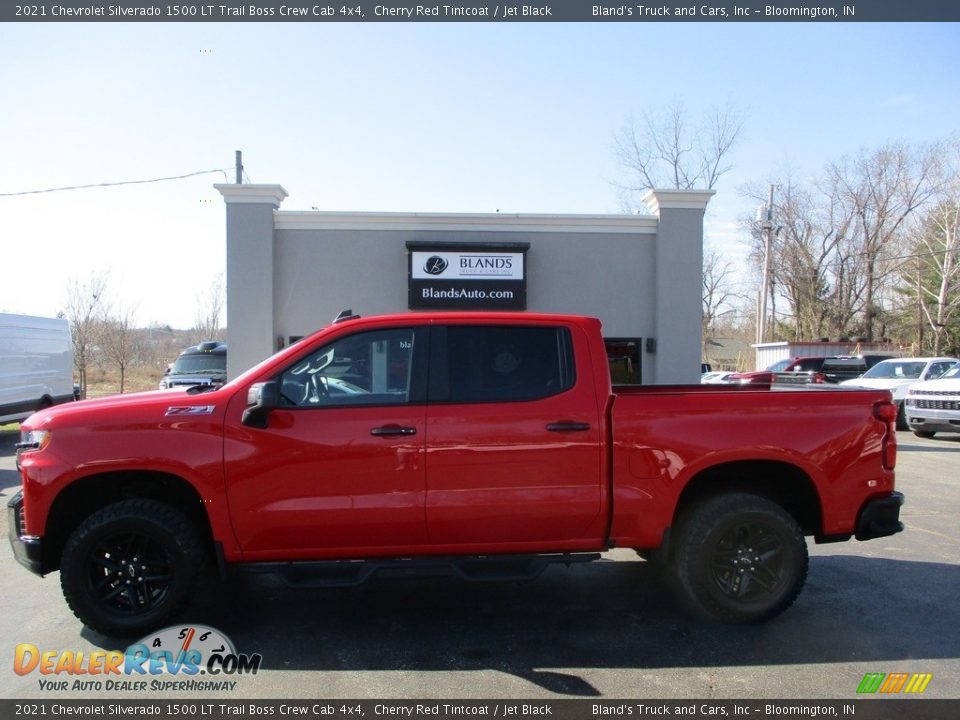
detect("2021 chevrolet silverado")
(10, 313), (904, 635)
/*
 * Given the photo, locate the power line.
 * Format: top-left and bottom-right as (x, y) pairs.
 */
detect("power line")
(0, 168), (231, 197)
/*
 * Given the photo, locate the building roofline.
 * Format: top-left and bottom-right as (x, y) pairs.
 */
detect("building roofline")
(273, 210), (659, 234)
(641, 189), (716, 214)
(214, 184), (288, 206)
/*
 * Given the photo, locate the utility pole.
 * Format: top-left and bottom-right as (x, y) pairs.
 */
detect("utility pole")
(916, 255), (924, 352)
(235, 150), (243, 184)
(756, 184), (775, 345)
(770, 275), (776, 339)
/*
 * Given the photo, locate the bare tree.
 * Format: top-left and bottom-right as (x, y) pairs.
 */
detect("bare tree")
(827, 142), (942, 339)
(702, 250), (742, 356)
(615, 101), (744, 201)
(192, 272), (225, 344)
(904, 141), (960, 354)
(741, 141), (943, 343)
(743, 177), (857, 341)
(64, 273), (109, 399)
(101, 305), (141, 394)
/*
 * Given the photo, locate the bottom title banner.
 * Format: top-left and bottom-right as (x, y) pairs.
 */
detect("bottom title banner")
(3, 701), (957, 720)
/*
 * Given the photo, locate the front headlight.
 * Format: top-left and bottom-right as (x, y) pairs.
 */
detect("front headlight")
(16, 429), (51, 453)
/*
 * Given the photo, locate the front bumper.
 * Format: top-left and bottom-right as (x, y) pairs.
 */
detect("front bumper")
(7, 491), (44, 576)
(905, 403), (960, 434)
(906, 415), (960, 434)
(855, 491), (905, 541)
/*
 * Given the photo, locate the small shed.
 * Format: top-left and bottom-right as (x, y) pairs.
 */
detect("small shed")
(753, 340), (906, 372)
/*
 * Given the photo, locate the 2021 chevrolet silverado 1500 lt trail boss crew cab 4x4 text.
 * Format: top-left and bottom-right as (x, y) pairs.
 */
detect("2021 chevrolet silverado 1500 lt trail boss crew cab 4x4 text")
(10, 312), (904, 635)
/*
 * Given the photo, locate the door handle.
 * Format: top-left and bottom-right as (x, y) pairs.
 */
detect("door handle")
(546, 422), (591, 432)
(370, 426), (417, 437)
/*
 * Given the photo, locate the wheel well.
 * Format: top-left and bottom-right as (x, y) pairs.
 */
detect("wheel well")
(41, 471), (213, 573)
(674, 461), (823, 538)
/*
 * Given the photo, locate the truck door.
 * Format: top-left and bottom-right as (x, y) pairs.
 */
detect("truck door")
(223, 326), (429, 559)
(424, 323), (605, 549)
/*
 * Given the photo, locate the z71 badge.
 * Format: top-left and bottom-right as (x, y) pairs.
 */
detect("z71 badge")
(165, 405), (215, 416)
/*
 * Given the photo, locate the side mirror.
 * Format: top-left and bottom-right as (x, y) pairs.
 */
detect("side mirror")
(242, 381), (280, 429)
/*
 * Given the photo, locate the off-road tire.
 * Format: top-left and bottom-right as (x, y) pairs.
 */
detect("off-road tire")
(60, 499), (203, 636)
(672, 493), (808, 623)
(896, 404), (908, 432)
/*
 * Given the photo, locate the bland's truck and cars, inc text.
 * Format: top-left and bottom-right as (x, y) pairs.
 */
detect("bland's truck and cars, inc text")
(10, 312), (903, 635)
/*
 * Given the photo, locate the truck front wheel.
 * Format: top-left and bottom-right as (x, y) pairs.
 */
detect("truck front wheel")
(672, 493), (808, 623)
(60, 499), (203, 636)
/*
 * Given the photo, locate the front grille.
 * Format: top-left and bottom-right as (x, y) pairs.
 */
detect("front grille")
(911, 398), (960, 411)
(911, 390), (960, 397)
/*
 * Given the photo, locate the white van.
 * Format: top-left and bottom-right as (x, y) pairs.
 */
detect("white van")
(0, 313), (75, 423)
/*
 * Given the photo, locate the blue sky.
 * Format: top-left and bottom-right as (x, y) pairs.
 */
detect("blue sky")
(2, 22), (958, 327)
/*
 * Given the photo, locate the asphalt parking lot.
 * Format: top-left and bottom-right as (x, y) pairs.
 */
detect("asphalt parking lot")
(1, 428), (957, 700)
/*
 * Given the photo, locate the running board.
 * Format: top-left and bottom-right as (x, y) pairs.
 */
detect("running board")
(237, 552), (602, 588)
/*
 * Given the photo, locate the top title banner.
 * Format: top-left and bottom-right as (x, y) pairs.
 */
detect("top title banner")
(5, 1), (960, 22)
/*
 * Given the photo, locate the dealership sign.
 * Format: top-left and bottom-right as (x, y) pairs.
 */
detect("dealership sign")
(407, 241), (529, 310)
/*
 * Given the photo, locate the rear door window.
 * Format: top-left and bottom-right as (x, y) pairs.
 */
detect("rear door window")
(429, 325), (575, 403)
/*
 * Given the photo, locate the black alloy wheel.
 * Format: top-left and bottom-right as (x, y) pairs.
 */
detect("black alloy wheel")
(61, 499), (203, 636)
(672, 492), (808, 623)
(708, 520), (788, 603)
(87, 531), (172, 616)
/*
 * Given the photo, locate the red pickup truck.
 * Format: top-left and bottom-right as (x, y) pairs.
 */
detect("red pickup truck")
(10, 312), (903, 635)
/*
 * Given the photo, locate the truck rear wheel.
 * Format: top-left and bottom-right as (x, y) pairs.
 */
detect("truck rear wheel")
(60, 499), (203, 636)
(672, 493), (808, 623)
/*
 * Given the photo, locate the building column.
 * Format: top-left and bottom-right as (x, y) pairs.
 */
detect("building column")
(214, 184), (288, 380)
(643, 189), (715, 385)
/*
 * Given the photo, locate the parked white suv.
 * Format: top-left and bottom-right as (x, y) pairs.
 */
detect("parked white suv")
(840, 357), (958, 430)
(904, 363), (960, 438)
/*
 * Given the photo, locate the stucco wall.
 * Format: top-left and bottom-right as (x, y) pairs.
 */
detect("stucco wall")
(272, 228), (656, 341)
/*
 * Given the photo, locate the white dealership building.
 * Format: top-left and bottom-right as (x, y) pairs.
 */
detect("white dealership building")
(215, 182), (713, 385)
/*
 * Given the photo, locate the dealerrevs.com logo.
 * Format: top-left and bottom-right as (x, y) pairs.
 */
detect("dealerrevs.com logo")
(14, 625), (261, 692)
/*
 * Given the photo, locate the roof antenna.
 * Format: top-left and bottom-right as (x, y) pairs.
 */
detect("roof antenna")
(333, 309), (360, 323)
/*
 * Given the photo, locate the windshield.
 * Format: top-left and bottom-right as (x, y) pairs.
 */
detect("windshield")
(766, 358), (793, 372)
(172, 354), (226, 375)
(861, 361), (926, 380)
(941, 364), (960, 379)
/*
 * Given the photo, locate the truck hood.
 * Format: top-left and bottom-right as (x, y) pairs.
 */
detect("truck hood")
(840, 378), (918, 399)
(21, 388), (225, 431)
(907, 377), (960, 394)
(840, 378), (916, 390)
(165, 373), (226, 381)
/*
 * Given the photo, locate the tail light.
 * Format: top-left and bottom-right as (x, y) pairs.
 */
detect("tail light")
(873, 401), (898, 470)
